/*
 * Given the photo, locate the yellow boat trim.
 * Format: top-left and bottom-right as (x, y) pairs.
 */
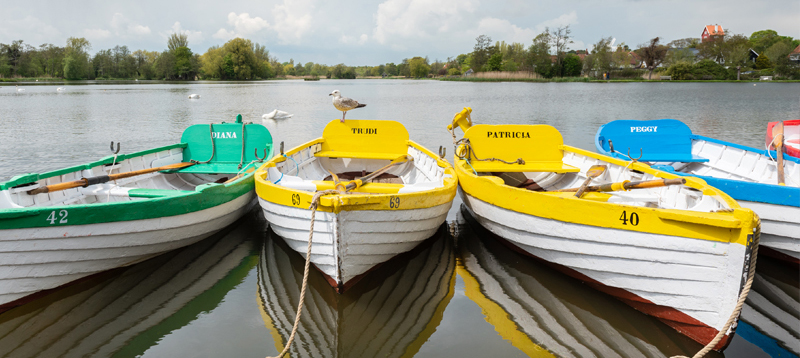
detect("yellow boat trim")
(456, 258), (558, 358)
(256, 120), (457, 213)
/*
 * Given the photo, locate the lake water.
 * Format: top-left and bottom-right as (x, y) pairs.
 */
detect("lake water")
(0, 80), (798, 357)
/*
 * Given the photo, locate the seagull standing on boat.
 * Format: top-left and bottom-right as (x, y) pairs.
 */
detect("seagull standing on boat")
(329, 90), (365, 123)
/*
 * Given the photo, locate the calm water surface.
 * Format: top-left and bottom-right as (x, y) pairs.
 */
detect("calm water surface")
(0, 80), (798, 357)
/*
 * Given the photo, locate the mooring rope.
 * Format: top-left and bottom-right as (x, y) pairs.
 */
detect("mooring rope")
(192, 123), (216, 164)
(268, 189), (341, 358)
(671, 223), (760, 358)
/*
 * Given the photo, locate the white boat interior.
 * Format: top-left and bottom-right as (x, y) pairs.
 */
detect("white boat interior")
(480, 148), (730, 213)
(0, 147), (230, 209)
(667, 138), (800, 187)
(266, 142), (449, 194)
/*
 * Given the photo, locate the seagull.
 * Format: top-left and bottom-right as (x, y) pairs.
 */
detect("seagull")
(329, 90), (365, 123)
(188, 94), (200, 99)
(262, 109), (293, 120)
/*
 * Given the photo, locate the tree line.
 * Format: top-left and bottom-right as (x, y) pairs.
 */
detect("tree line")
(2, 27), (798, 81)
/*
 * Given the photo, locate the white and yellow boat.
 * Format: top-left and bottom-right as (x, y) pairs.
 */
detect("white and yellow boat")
(447, 107), (760, 350)
(255, 119), (457, 291)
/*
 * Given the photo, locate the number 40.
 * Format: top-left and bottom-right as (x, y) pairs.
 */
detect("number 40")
(619, 210), (639, 226)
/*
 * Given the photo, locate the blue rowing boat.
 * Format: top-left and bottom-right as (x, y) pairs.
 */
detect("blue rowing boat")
(596, 119), (800, 263)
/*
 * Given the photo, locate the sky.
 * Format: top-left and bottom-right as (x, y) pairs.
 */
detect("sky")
(1, 0), (798, 65)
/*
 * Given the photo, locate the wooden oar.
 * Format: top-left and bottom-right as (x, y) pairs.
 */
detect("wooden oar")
(772, 121), (785, 185)
(330, 155), (412, 193)
(557, 178), (686, 193)
(573, 165), (607, 198)
(28, 162), (195, 195)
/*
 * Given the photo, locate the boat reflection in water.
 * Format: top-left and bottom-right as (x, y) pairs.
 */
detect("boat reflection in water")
(0, 212), (262, 358)
(738, 256), (800, 357)
(456, 207), (721, 358)
(258, 226), (455, 358)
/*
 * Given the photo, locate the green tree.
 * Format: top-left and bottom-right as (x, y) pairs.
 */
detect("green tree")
(562, 53), (582, 76)
(222, 38), (257, 79)
(550, 26), (573, 77)
(174, 47), (194, 79)
(385, 62), (397, 76)
(527, 32), (553, 78)
(63, 37), (91, 80)
(408, 56), (430, 78)
(754, 54), (772, 69)
(168, 33), (189, 52)
(153, 50), (176, 79)
(222, 53), (235, 78)
(471, 35), (495, 72)
(590, 37), (614, 77)
(485, 52), (502, 71)
(692, 59), (730, 79)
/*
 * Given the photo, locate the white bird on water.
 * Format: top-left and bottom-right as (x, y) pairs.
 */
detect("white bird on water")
(188, 94), (200, 99)
(57, 87), (66, 92)
(329, 90), (365, 122)
(262, 109), (293, 120)
(15, 85), (25, 93)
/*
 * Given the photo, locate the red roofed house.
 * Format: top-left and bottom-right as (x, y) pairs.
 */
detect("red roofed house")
(702, 24), (724, 42)
(790, 44), (800, 63)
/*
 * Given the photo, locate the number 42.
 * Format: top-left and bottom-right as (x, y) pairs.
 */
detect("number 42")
(47, 210), (68, 224)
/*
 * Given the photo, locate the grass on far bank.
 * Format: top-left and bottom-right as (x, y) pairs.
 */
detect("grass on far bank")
(440, 76), (800, 83)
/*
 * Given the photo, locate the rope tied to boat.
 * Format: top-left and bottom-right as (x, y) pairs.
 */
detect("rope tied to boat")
(454, 138), (525, 169)
(191, 123), (216, 164)
(671, 221), (760, 358)
(267, 189), (341, 358)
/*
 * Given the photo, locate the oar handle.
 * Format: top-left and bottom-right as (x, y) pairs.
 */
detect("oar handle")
(27, 162), (194, 195)
(558, 178), (686, 193)
(593, 178), (685, 192)
(343, 155), (412, 192)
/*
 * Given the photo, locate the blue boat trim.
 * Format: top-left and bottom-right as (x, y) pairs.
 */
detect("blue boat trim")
(736, 320), (798, 358)
(597, 119), (800, 207)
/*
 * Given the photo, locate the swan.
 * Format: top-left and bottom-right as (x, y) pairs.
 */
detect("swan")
(188, 94), (200, 99)
(262, 109), (293, 120)
(57, 87), (66, 92)
(15, 85), (25, 93)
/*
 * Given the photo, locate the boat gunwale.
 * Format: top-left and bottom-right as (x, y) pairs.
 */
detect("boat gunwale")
(453, 143), (758, 245)
(255, 137), (457, 213)
(0, 143), (260, 227)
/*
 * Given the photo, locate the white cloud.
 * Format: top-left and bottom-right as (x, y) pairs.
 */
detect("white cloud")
(477, 18), (536, 44)
(534, 11), (578, 33)
(109, 12), (151, 36)
(339, 33), (370, 45)
(170, 22), (204, 43)
(83, 28), (111, 39)
(213, 28), (237, 40)
(129, 24), (151, 35)
(373, 0), (478, 44)
(271, 0), (314, 43)
(213, 12), (269, 40)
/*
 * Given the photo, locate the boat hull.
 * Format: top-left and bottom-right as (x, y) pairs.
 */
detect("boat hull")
(0, 191), (255, 309)
(460, 191), (753, 350)
(260, 197), (450, 289)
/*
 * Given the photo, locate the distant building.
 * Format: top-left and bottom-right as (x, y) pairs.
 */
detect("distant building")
(790, 45), (800, 63)
(701, 24), (724, 42)
(464, 69), (474, 77)
(748, 49), (759, 63)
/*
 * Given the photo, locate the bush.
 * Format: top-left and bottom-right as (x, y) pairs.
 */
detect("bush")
(692, 59), (730, 80)
(666, 62), (693, 80)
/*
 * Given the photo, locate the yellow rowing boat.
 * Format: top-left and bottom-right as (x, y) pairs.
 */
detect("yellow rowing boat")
(447, 107), (759, 350)
(255, 119), (457, 291)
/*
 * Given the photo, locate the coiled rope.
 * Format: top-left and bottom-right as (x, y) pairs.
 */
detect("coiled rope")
(268, 189), (341, 358)
(671, 223), (760, 358)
